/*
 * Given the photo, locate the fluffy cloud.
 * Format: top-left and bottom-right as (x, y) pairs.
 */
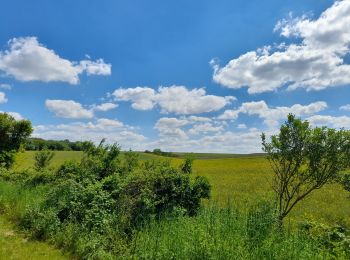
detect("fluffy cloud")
(154, 116), (225, 141)
(340, 104), (350, 111)
(114, 87), (156, 110)
(46, 100), (94, 119)
(114, 85), (235, 115)
(307, 115), (350, 128)
(33, 118), (146, 150)
(0, 92), (7, 104)
(188, 122), (223, 135)
(219, 100), (327, 128)
(147, 127), (264, 154)
(0, 37), (111, 84)
(154, 117), (189, 139)
(92, 102), (118, 112)
(212, 0), (350, 93)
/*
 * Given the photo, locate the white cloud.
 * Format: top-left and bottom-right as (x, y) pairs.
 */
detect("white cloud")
(33, 118), (146, 150)
(188, 122), (223, 135)
(0, 92), (7, 104)
(154, 117), (189, 139)
(78, 59), (111, 76)
(340, 104), (350, 111)
(0, 111), (23, 120)
(307, 115), (350, 128)
(0, 84), (11, 90)
(0, 37), (111, 84)
(45, 99), (94, 119)
(212, 0), (350, 93)
(237, 124), (247, 129)
(147, 127), (264, 154)
(114, 85), (235, 114)
(218, 100), (327, 128)
(92, 102), (118, 112)
(114, 87), (156, 110)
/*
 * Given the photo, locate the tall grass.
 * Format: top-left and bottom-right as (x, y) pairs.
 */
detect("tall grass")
(0, 180), (48, 222)
(130, 204), (328, 259)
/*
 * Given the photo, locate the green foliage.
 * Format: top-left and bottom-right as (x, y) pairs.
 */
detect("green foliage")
(262, 114), (350, 224)
(7, 141), (211, 257)
(151, 148), (179, 157)
(130, 204), (326, 259)
(340, 173), (350, 193)
(181, 156), (194, 174)
(299, 220), (350, 258)
(34, 149), (55, 171)
(0, 113), (32, 168)
(246, 201), (275, 246)
(25, 138), (86, 151)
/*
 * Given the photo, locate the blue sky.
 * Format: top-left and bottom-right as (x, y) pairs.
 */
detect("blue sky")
(0, 0), (349, 153)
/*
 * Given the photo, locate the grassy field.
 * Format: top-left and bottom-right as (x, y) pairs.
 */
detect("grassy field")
(12, 151), (350, 226)
(0, 215), (66, 260)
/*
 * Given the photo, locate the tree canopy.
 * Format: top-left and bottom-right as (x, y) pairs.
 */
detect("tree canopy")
(0, 113), (32, 168)
(262, 114), (350, 225)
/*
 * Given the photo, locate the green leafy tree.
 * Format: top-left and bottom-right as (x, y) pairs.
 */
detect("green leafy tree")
(0, 113), (32, 168)
(262, 114), (350, 225)
(34, 148), (55, 171)
(181, 156), (194, 174)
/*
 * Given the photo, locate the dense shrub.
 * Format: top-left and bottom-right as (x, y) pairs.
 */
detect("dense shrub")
(18, 141), (211, 257)
(299, 220), (350, 258)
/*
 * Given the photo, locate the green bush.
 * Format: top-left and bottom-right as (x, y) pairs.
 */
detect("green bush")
(17, 141), (211, 257)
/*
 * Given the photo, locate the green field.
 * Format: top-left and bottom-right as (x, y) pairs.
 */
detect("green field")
(12, 151), (350, 226)
(0, 215), (66, 260)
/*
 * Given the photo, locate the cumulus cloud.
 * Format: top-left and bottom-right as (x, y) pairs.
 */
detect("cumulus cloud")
(307, 115), (350, 128)
(33, 118), (146, 150)
(188, 122), (223, 135)
(212, 0), (350, 93)
(0, 37), (111, 84)
(114, 87), (156, 110)
(218, 100), (327, 128)
(92, 102), (118, 112)
(46, 100), (94, 119)
(113, 85), (235, 114)
(147, 127), (264, 154)
(0, 92), (7, 104)
(340, 104), (350, 111)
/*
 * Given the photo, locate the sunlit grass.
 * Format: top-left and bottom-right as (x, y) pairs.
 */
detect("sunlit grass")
(12, 151), (350, 226)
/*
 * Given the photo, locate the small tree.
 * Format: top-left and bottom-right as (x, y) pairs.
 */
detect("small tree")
(262, 114), (350, 226)
(34, 148), (55, 171)
(0, 113), (32, 168)
(181, 156), (194, 174)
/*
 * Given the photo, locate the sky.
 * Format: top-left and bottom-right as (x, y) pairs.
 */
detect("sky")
(0, 0), (350, 153)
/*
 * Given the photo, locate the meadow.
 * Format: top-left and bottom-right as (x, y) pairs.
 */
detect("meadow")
(13, 151), (350, 226)
(0, 150), (349, 259)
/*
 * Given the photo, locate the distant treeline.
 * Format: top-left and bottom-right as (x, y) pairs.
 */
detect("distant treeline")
(144, 148), (179, 157)
(25, 138), (86, 151)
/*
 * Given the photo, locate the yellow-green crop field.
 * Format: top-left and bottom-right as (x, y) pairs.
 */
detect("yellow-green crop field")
(13, 151), (350, 226)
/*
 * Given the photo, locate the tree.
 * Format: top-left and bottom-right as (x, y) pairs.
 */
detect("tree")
(262, 114), (350, 226)
(181, 156), (194, 174)
(0, 113), (32, 168)
(34, 148), (55, 171)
